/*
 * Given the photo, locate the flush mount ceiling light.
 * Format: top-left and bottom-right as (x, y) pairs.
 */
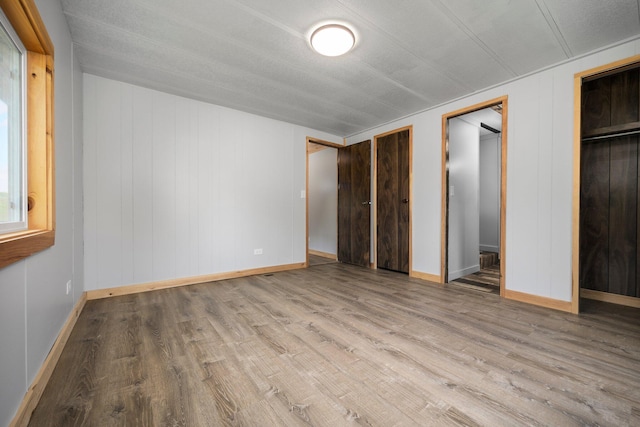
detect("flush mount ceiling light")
(310, 24), (355, 57)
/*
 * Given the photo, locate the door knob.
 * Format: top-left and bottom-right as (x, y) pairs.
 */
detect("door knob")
(402, 198), (409, 203)
(361, 201), (371, 205)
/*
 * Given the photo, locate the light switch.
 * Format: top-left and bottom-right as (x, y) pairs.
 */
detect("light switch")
(300, 190), (306, 198)
(450, 185), (455, 196)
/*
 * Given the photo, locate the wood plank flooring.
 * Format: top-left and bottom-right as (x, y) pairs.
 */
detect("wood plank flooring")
(450, 263), (500, 294)
(29, 262), (640, 426)
(308, 254), (337, 267)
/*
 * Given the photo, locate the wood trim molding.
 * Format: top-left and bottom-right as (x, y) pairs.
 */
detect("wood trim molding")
(374, 126), (412, 139)
(572, 54), (640, 314)
(581, 289), (640, 309)
(10, 293), (87, 427)
(572, 69), (582, 315)
(499, 97), (508, 297)
(0, 0), (53, 55)
(504, 289), (572, 313)
(86, 262), (306, 300)
(441, 114), (448, 283)
(441, 96), (508, 294)
(411, 270), (441, 283)
(308, 249), (336, 259)
(305, 140), (310, 267)
(0, 230), (53, 269)
(306, 136), (345, 149)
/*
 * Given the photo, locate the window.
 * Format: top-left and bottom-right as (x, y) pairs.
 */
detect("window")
(0, 9), (26, 234)
(0, 0), (54, 269)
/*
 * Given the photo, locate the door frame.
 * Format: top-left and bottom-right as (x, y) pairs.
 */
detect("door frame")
(441, 96), (508, 296)
(373, 125), (413, 272)
(572, 54), (640, 313)
(306, 137), (345, 267)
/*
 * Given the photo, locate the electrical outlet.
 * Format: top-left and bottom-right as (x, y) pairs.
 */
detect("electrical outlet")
(66, 280), (72, 295)
(254, 248), (263, 255)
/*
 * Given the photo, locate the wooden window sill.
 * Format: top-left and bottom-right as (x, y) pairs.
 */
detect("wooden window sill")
(0, 229), (55, 269)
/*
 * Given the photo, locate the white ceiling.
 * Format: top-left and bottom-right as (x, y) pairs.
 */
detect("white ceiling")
(61, 0), (640, 137)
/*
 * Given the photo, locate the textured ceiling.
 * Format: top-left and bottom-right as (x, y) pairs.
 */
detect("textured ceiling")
(61, 0), (640, 137)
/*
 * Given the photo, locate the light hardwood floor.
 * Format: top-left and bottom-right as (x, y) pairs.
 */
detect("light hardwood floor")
(29, 262), (640, 426)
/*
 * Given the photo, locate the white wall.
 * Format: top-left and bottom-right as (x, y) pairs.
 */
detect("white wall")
(448, 118), (480, 280)
(309, 147), (337, 256)
(0, 0), (83, 424)
(479, 133), (501, 253)
(346, 37), (640, 303)
(83, 75), (342, 290)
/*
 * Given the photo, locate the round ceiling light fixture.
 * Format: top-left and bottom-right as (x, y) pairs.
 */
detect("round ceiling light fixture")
(310, 24), (355, 57)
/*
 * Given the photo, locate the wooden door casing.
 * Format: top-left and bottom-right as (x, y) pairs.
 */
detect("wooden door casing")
(338, 140), (371, 267)
(376, 129), (410, 273)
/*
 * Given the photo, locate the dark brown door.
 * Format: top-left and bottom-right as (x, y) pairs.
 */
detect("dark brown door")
(581, 135), (640, 297)
(338, 140), (371, 267)
(377, 129), (410, 273)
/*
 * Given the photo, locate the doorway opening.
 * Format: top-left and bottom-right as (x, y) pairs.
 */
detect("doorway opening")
(573, 55), (640, 313)
(441, 97), (508, 296)
(306, 137), (344, 267)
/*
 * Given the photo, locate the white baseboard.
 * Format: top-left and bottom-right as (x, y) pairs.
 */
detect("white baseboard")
(448, 264), (480, 281)
(480, 245), (499, 253)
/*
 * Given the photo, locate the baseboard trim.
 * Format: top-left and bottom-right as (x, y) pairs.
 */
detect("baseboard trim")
(11, 293), (87, 427)
(581, 289), (640, 308)
(480, 245), (499, 253)
(504, 289), (572, 313)
(411, 270), (442, 283)
(308, 249), (337, 260)
(448, 264), (480, 281)
(86, 262), (306, 300)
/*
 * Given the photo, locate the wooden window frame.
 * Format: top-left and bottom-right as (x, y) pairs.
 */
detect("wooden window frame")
(0, 0), (54, 269)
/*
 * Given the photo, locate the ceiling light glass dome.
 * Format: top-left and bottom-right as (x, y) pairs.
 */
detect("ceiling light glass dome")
(310, 24), (355, 57)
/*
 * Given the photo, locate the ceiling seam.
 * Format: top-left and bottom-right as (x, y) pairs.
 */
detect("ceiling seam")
(223, 0), (302, 39)
(431, 0), (517, 78)
(333, 0), (472, 92)
(534, 0), (573, 58)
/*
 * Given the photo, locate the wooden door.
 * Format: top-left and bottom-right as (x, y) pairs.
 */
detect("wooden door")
(338, 140), (371, 267)
(377, 129), (410, 273)
(581, 135), (640, 297)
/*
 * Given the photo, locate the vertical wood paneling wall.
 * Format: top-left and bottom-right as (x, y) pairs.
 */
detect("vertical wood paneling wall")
(84, 74), (341, 291)
(346, 38), (640, 303)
